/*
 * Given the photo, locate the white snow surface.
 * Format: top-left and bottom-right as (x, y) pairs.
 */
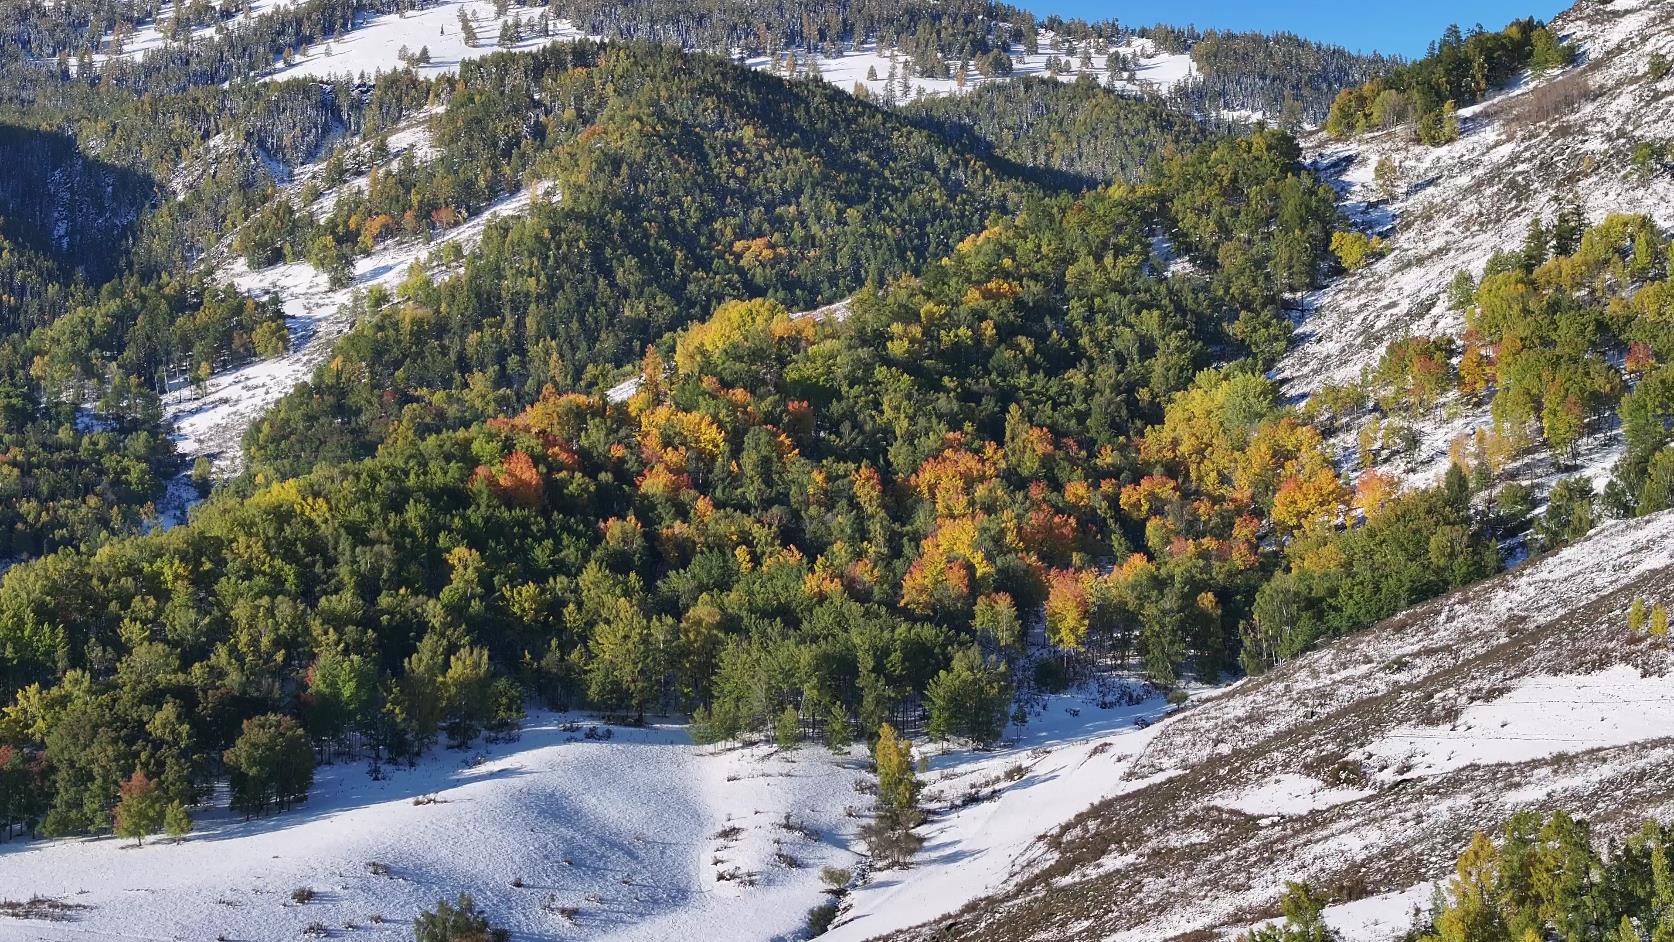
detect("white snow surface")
(0, 713), (865, 941)
(1366, 666), (1674, 783)
(267, 0), (588, 82)
(1215, 772), (1372, 819)
(826, 682), (1182, 941)
(754, 33), (1194, 104)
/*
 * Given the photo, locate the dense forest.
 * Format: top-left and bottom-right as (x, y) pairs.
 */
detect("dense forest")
(240, 41), (1044, 480)
(0, 100), (1526, 838)
(1172, 30), (1397, 126)
(904, 75), (1212, 187)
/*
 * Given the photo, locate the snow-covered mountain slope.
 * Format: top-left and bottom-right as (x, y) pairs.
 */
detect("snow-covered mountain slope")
(824, 681), (1193, 942)
(1274, 0), (1674, 496)
(266, 0), (587, 81)
(871, 507), (1674, 942)
(1284, 0), (1674, 395)
(0, 714), (863, 942)
(0, 684), (1179, 942)
(748, 34), (1194, 104)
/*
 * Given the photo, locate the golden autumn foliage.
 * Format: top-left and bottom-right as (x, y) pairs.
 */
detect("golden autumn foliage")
(910, 439), (1006, 518)
(900, 516), (996, 617)
(639, 404), (728, 469)
(1352, 469), (1398, 521)
(1270, 465), (1347, 535)
(674, 298), (814, 376)
(1044, 569), (1090, 649)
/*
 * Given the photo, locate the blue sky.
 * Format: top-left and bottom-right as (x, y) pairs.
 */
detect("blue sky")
(1027, 1), (1570, 57)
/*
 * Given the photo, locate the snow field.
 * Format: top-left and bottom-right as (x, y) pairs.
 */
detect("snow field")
(0, 712), (866, 942)
(827, 683), (1180, 941)
(1365, 666), (1674, 784)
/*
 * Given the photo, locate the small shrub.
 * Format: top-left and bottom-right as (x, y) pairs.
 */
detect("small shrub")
(415, 895), (507, 942)
(819, 866), (852, 892)
(290, 887), (315, 904)
(806, 901), (840, 936)
(1651, 52), (1671, 81)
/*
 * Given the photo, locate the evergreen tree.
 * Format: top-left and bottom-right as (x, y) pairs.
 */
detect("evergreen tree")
(1245, 882), (1338, 941)
(775, 705), (801, 751)
(224, 715), (314, 818)
(163, 800), (192, 841)
(113, 770), (165, 847)
(863, 724), (924, 866)
(824, 702), (851, 753)
(926, 647), (1013, 747)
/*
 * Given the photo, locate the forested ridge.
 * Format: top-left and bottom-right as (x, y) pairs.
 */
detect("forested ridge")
(0, 0), (1641, 918)
(0, 114), (1522, 839)
(240, 41), (1046, 480)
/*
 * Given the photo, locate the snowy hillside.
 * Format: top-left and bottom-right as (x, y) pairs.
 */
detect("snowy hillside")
(0, 683), (1187, 942)
(266, 0), (587, 81)
(1285, 0), (1674, 393)
(167, 184), (546, 470)
(748, 34), (1195, 104)
(1280, 0), (1674, 491)
(874, 508), (1674, 942)
(0, 714), (864, 942)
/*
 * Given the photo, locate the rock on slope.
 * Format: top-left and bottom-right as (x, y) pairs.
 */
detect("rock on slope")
(876, 507), (1674, 942)
(1283, 0), (1674, 397)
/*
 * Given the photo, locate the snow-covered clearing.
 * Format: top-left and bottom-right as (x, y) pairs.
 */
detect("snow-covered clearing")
(39, 0), (292, 72)
(752, 34), (1194, 104)
(1246, 882), (1435, 942)
(0, 713), (864, 942)
(266, 0), (587, 82)
(826, 682), (1183, 941)
(1215, 772), (1372, 819)
(0, 679), (1197, 942)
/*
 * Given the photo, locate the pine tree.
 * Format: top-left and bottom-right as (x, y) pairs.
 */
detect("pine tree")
(1653, 605), (1670, 639)
(416, 894), (507, 942)
(926, 647), (1013, 747)
(775, 705), (801, 751)
(1522, 216), (1551, 272)
(862, 725), (925, 866)
(824, 702), (851, 753)
(1630, 597), (1649, 634)
(164, 800), (192, 841)
(113, 770), (165, 846)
